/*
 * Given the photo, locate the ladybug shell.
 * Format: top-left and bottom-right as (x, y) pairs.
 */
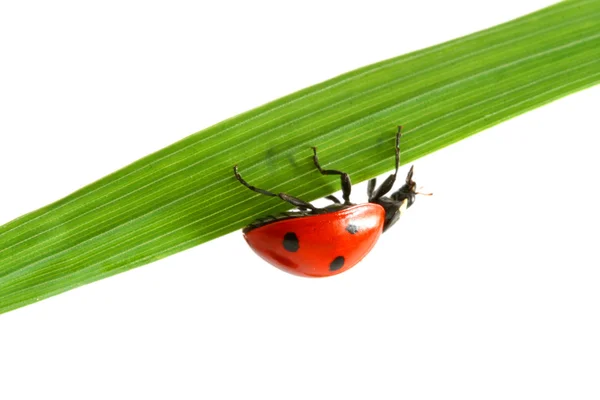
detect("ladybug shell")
(244, 203), (385, 277)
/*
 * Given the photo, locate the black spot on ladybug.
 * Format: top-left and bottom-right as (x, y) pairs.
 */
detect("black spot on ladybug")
(283, 232), (299, 252)
(329, 256), (345, 271)
(346, 223), (359, 234)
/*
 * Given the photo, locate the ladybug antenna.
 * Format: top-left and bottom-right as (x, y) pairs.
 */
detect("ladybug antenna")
(415, 186), (433, 196)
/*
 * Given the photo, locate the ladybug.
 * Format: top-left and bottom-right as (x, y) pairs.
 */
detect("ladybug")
(234, 126), (426, 277)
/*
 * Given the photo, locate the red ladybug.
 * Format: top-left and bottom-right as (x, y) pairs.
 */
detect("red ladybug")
(234, 126), (425, 277)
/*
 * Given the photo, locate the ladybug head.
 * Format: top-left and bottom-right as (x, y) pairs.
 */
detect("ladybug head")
(370, 166), (422, 232)
(390, 165), (418, 207)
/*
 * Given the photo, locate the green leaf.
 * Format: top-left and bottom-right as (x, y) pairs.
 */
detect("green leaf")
(1, 0), (599, 314)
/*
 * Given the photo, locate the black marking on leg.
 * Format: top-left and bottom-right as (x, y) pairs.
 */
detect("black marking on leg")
(329, 256), (345, 271)
(283, 232), (299, 252)
(346, 223), (359, 234)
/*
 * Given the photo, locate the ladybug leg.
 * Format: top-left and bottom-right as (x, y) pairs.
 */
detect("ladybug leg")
(325, 194), (341, 204)
(279, 193), (318, 211)
(369, 126), (402, 201)
(234, 165), (317, 211)
(311, 147), (352, 204)
(367, 178), (376, 198)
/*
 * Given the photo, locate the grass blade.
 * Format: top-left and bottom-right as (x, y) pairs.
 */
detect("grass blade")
(1, 0), (599, 314)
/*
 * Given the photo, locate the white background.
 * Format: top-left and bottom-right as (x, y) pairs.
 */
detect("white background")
(1, 1), (599, 399)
